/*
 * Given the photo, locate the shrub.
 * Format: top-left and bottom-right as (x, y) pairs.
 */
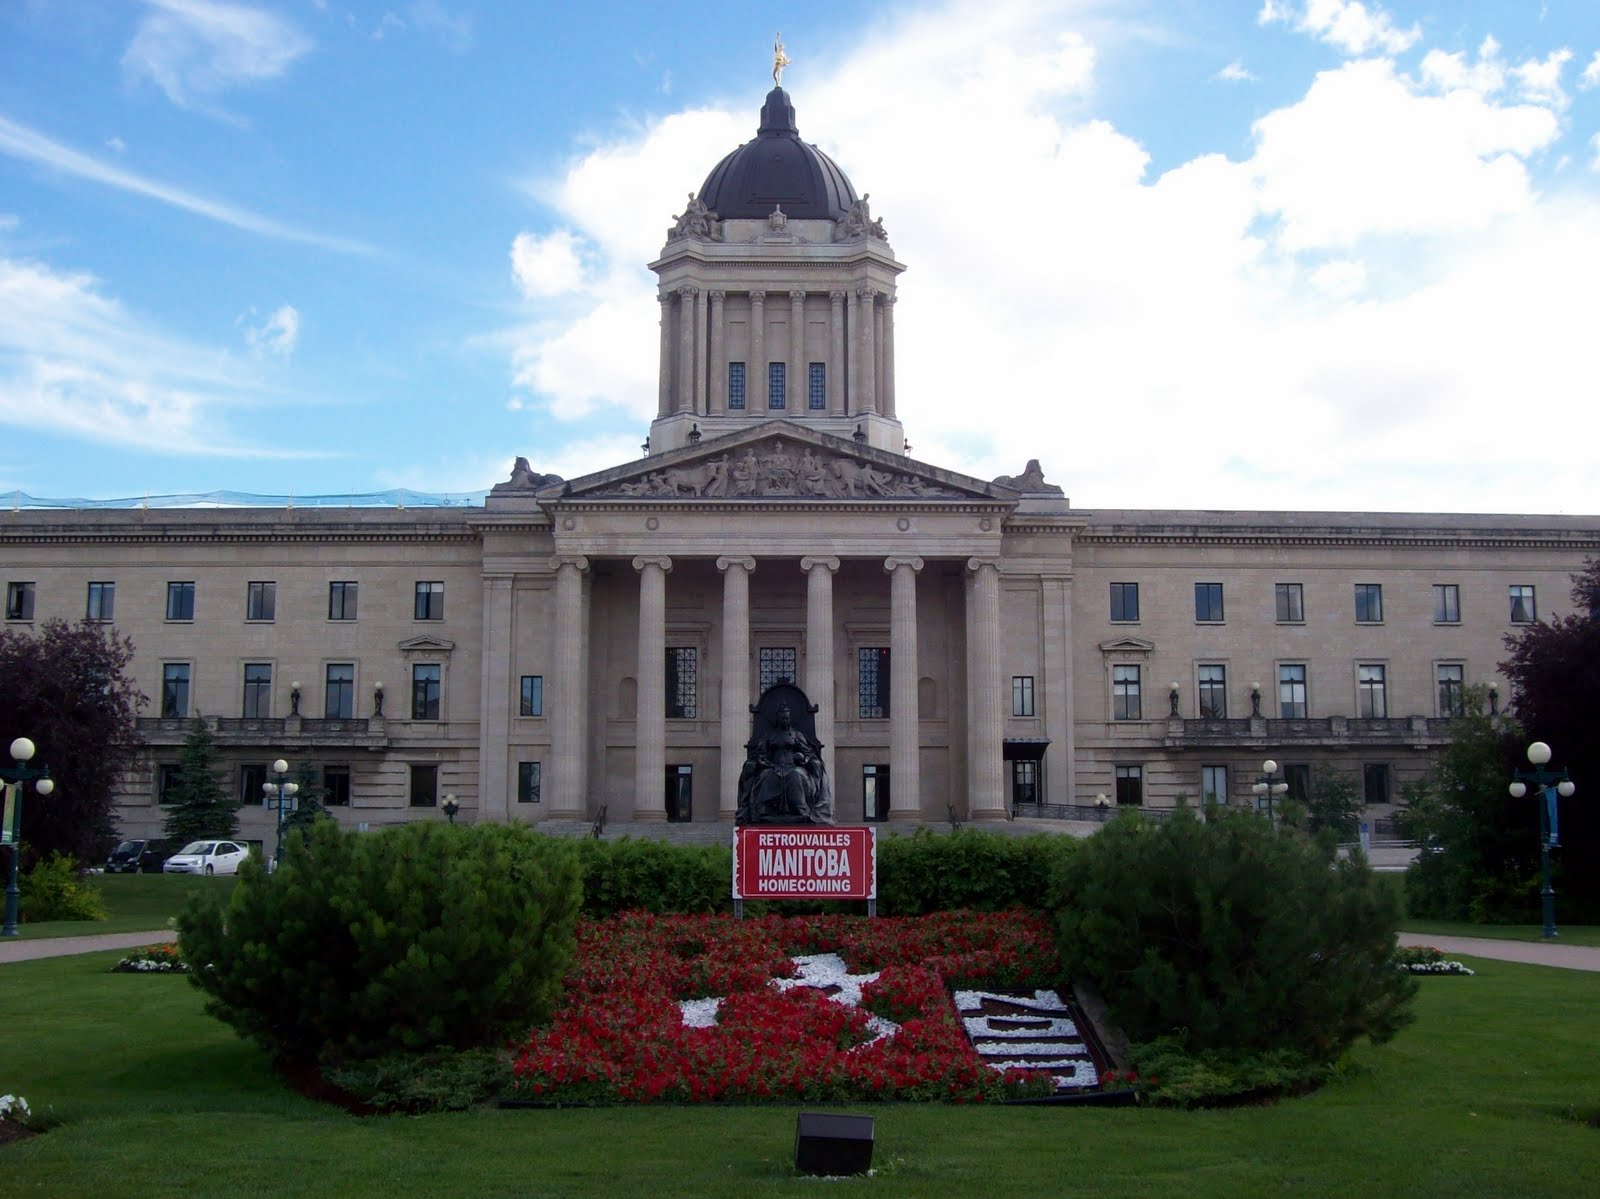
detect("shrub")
(1127, 1038), (1333, 1107)
(324, 1047), (511, 1113)
(19, 852), (108, 922)
(1054, 809), (1415, 1063)
(575, 837), (730, 917)
(178, 820), (582, 1064)
(876, 828), (1078, 915)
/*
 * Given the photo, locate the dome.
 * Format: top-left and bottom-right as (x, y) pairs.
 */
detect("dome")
(697, 87), (858, 221)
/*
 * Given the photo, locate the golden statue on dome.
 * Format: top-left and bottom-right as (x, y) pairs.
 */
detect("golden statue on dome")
(773, 33), (791, 87)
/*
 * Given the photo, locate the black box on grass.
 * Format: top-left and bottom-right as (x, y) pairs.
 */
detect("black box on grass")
(794, 1112), (875, 1176)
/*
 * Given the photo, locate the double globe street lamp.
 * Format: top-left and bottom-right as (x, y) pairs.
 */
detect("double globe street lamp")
(1252, 759), (1289, 819)
(263, 759), (299, 872)
(1508, 741), (1576, 939)
(3, 737), (55, 937)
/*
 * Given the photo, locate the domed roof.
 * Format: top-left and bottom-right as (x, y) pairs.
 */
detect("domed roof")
(697, 87), (859, 221)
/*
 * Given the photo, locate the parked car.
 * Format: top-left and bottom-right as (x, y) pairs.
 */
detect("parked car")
(163, 840), (250, 876)
(104, 838), (174, 874)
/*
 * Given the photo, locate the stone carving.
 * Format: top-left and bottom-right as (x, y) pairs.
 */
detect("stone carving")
(668, 192), (722, 242)
(736, 683), (833, 826)
(992, 459), (1064, 495)
(490, 456), (564, 494)
(596, 439), (965, 499)
(768, 205), (788, 233)
(834, 193), (887, 242)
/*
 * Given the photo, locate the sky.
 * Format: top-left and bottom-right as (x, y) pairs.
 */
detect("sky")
(1, 0), (1598, 513)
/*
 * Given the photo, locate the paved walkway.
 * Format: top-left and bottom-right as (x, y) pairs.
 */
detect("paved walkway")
(0, 929), (175, 964)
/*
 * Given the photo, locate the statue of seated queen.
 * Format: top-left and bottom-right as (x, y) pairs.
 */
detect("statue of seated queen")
(735, 683), (834, 826)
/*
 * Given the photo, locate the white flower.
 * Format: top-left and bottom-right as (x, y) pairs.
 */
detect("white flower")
(0, 1094), (30, 1122)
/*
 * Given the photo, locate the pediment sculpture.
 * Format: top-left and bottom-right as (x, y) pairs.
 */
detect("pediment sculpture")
(736, 683), (834, 826)
(668, 192), (723, 242)
(834, 193), (887, 243)
(591, 439), (967, 500)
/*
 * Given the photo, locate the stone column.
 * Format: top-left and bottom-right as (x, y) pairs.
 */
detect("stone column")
(845, 289), (858, 416)
(476, 575), (514, 822)
(632, 556), (672, 820)
(749, 291), (766, 414)
(884, 555), (922, 818)
(709, 290), (726, 415)
(789, 290), (806, 413)
(883, 295), (897, 420)
(1042, 575), (1073, 809)
(676, 287), (696, 414)
(657, 294), (673, 418)
(717, 556), (755, 819)
(801, 556), (840, 784)
(694, 288), (709, 415)
(966, 558), (1006, 820)
(548, 556), (589, 815)
(857, 288), (878, 416)
(828, 291), (846, 416)
(874, 299), (886, 418)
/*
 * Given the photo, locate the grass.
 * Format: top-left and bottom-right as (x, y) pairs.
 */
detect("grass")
(1397, 920), (1600, 947)
(3, 950), (1598, 1197)
(13, 873), (234, 940)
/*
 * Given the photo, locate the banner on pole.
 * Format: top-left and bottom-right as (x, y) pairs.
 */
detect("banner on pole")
(2, 783), (17, 846)
(733, 826), (877, 901)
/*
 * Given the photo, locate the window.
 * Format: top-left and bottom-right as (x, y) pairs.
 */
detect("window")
(1201, 765), (1229, 807)
(246, 581), (275, 621)
(1354, 583), (1383, 624)
(862, 764), (889, 822)
(242, 663), (272, 718)
(728, 362), (746, 410)
(6, 582), (35, 621)
(414, 581), (444, 621)
(324, 765), (351, 807)
(1198, 664), (1228, 719)
(1278, 664), (1308, 719)
(157, 764), (181, 805)
(767, 362), (786, 409)
(1363, 763), (1390, 805)
(1109, 582), (1139, 623)
(519, 674), (543, 717)
(1433, 584), (1460, 624)
(1194, 582), (1224, 622)
(1357, 664), (1387, 718)
(1112, 665), (1142, 720)
(328, 581), (358, 621)
(86, 581), (115, 622)
(325, 663), (355, 719)
(1509, 585), (1537, 624)
(161, 664), (190, 719)
(165, 581), (195, 621)
(1012, 675), (1036, 717)
(411, 664), (441, 720)
(1436, 663), (1465, 718)
(518, 761), (542, 805)
(1275, 583), (1304, 623)
(808, 362), (826, 410)
(858, 648), (890, 718)
(1012, 760), (1038, 807)
(760, 647), (796, 690)
(1115, 765), (1143, 806)
(1284, 764), (1311, 802)
(665, 647), (697, 719)
(239, 763), (266, 807)
(409, 763), (438, 807)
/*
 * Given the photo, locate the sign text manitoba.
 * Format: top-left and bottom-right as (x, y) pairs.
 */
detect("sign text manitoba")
(732, 826), (877, 901)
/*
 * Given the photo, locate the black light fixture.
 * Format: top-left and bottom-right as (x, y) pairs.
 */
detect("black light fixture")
(794, 1112), (874, 1177)
(641, 437), (651, 455)
(688, 424), (702, 444)
(852, 424), (867, 444)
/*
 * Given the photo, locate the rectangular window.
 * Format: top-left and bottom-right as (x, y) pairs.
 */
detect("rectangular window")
(1112, 665), (1142, 720)
(328, 581), (358, 621)
(87, 581), (115, 622)
(1509, 585), (1537, 624)
(157, 764), (181, 805)
(518, 761), (542, 805)
(246, 581), (275, 622)
(1363, 763), (1390, 805)
(324, 765), (351, 807)
(1194, 582), (1224, 623)
(759, 647), (797, 690)
(409, 763), (438, 807)
(767, 362), (786, 409)
(1012, 760), (1038, 807)
(1436, 663), (1465, 718)
(1109, 582), (1139, 623)
(1433, 583), (1460, 624)
(1278, 664), (1308, 719)
(727, 362), (746, 410)
(5, 582), (34, 621)
(161, 663), (190, 719)
(808, 362), (826, 410)
(239, 763), (267, 807)
(1201, 765), (1229, 807)
(325, 663), (355, 719)
(1275, 582), (1304, 623)
(665, 647), (697, 719)
(411, 664), (441, 720)
(165, 581), (195, 621)
(1357, 664), (1388, 718)
(1012, 675), (1036, 717)
(858, 647), (890, 719)
(1198, 664), (1228, 719)
(242, 663), (272, 718)
(519, 675), (543, 717)
(862, 763), (890, 822)
(414, 581), (444, 621)
(1355, 583), (1384, 624)
(1115, 765), (1143, 806)
(1285, 763), (1311, 802)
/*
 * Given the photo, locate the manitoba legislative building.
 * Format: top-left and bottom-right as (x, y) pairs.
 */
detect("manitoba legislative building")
(5, 82), (1597, 842)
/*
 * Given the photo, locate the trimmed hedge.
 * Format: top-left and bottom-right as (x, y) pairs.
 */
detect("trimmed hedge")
(575, 837), (730, 916)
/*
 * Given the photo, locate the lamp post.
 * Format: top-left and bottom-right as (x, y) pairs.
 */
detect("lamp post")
(442, 793), (459, 824)
(263, 758), (299, 873)
(1508, 741), (1576, 939)
(1251, 759), (1289, 819)
(1168, 682), (1180, 717)
(3, 737), (55, 937)
(1094, 792), (1111, 821)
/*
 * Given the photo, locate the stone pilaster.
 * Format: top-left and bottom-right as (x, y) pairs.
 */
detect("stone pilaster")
(857, 287), (878, 415)
(477, 575), (514, 822)
(709, 290), (726, 415)
(885, 555), (922, 818)
(789, 290), (806, 413)
(632, 555), (673, 819)
(801, 556), (839, 785)
(548, 556), (589, 815)
(717, 556), (755, 819)
(845, 289), (858, 415)
(694, 287), (709, 415)
(966, 558), (1005, 820)
(828, 291), (846, 416)
(883, 295), (897, 419)
(676, 287), (696, 414)
(750, 291), (766, 413)
(657, 294), (673, 418)
(874, 298), (886, 418)
(1042, 575), (1073, 809)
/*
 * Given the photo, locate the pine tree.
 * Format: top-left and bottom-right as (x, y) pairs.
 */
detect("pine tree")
(162, 717), (240, 843)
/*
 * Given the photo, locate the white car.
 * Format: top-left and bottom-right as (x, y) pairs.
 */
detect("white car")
(163, 840), (250, 876)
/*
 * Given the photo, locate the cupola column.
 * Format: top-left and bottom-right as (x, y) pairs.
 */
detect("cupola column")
(676, 287), (697, 415)
(657, 294), (673, 418)
(883, 296), (897, 420)
(789, 291), (806, 414)
(694, 287), (709, 414)
(828, 291), (846, 416)
(709, 291), (727, 415)
(750, 291), (767, 414)
(856, 287), (878, 416)
(885, 555), (922, 818)
(633, 556), (673, 819)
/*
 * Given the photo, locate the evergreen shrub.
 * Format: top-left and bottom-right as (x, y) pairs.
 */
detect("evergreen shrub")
(876, 828), (1078, 915)
(178, 820), (581, 1064)
(19, 852), (108, 922)
(575, 837), (730, 916)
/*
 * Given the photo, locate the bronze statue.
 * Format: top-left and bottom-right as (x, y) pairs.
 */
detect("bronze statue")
(736, 683), (834, 825)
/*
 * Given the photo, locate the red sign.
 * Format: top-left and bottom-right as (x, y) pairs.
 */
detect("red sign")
(733, 826), (877, 901)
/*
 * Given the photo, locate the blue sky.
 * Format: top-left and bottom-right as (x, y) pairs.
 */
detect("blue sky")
(2, 1), (1598, 511)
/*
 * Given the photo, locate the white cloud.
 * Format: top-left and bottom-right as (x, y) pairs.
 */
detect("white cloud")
(123, 0), (313, 113)
(1215, 61), (1256, 82)
(105, 136), (127, 154)
(1510, 49), (1574, 110)
(241, 304), (299, 358)
(1421, 40), (1574, 109)
(510, 231), (586, 298)
(1582, 51), (1600, 90)
(1259, 0), (1420, 57)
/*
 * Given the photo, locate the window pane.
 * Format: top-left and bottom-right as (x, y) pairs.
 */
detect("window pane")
(1355, 584), (1383, 623)
(1012, 675), (1035, 717)
(1012, 760), (1038, 806)
(243, 663), (272, 718)
(1115, 765), (1143, 805)
(1509, 585), (1536, 623)
(728, 362), (746, 410)
(1112, 665), (1141, 720)
(5, 582), (35, 621)
(1437, 664), (1465, 718)
(87, 581), (115, 621)
(411, 664), (441, 720)
(1195, 583), (1223, 622)
(808, 362), (826, 410)
(1201, 765), (1228, 806)
(858, 647), (890, 718)
(1358, 664), (1387, 718)
(329, 581), (358, 620)
(166, 582), (195, 621)
(324, 766), (351, 806)
(759, 648), (797, 690)
(161, 664), (190, 718)
(666, 647), (697, 719)
(239, 763), (266, 807)
(1433, 584), (1460, 623)
(1278, 664), (1307, 719)
(325, 663), (354, 719)
(409, 763), (438, 807)
(414, 581), (444, 621)
(1198, 664), (1227, 719)
(767, 361), (786, 409)
(158, 764), (181, 805)
(1363, 764), (1390, 805)
(247, 581), (275, 621)
(1275, 583), (1304, 622)
(520, 674), (543, 717)
(518, 761), (542, 804)
(1110, 582), (1139, 622)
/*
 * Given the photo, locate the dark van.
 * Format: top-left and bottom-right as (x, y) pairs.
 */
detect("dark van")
(104, 839), (173, 874)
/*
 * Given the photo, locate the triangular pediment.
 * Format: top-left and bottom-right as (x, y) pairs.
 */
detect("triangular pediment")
(398, 635), (456, 653)
(549, 422), (1013, 503)
(1098, 636), (1154, 654)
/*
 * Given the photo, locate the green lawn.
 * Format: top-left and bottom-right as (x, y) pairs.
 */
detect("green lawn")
(3, 950), (1598, 1198)
(1398, 920), (1600, 947)
(13, 873), (234, 939)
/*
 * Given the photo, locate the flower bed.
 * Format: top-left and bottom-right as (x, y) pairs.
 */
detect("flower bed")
(1397, 946), (1475, 976)
(507, 910), (1083, 1105)
(112, 943), (188, 973)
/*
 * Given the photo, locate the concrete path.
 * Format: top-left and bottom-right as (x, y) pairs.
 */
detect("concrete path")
(0, 929), (175, 964)
(1396, 932), (1600, 973)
